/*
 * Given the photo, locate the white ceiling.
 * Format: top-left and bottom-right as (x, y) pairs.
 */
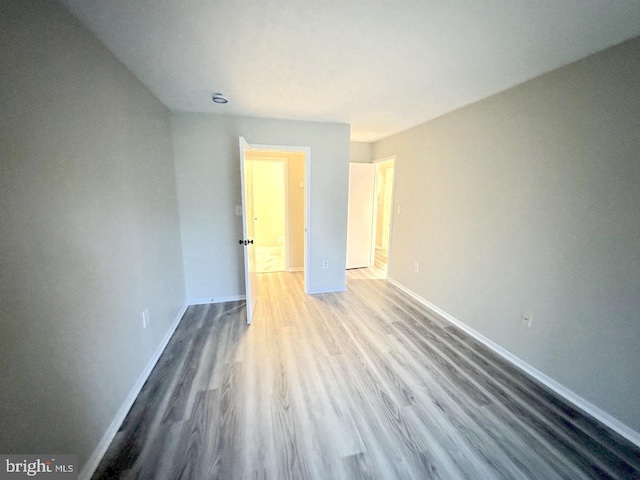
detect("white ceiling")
(59, 0), (640, 142)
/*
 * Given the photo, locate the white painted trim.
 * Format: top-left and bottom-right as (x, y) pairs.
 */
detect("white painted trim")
(371, 164), (380, 266)
(386, 277), (640, 448)
(306, 285), (347, 295)
(304, 149), (311, 295)
(287, 267), (304, 272)
(188, 295), (246, 305)
(372, 154), (397, 164)
(385, 157), (397, 277)
(79, 304), (188, 480)
(370, 164), (379, 267)
(283, 159), (290, 272)
(370, 156), (396, 277)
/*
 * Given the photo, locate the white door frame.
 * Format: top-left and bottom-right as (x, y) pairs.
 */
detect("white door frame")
(282, 158), (290, 272)
(371, 155), (397, 276)
(250, 143), (311, 294)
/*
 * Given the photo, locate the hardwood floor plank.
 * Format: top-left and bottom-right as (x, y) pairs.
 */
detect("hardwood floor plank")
(442, 325), (640, 473)
(389, 315), (600, 479)
(326, 354), (417, 479)
(386, 294), (636, 479)
(93, 271), (640, 480)
(343, 453), (376, 480)
(385, 348), (571, 480)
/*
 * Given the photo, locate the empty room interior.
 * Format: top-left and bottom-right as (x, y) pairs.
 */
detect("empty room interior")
(2, 1), (640, 479)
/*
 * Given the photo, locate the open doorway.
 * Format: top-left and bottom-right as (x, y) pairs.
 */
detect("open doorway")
(244, 147), (308, 282)
(345, 156), (395, 280)
(252, 159), (287, 272)
(372, 158), (395, 277)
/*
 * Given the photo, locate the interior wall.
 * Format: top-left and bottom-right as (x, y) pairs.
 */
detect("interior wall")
(0, 0), (186, 469)
(286, 152), (305, 270)
(350, 142), (373, 163)
(373, 37), (640, 432)
(172, 113), (350, 299)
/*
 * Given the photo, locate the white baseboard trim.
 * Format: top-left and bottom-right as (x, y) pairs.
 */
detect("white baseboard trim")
(287, 267), (304, 272)
(387, 277), (640, 448)
(79, 304), (188, 480)
(188, 295), (246, 305)
(306, 285), (347, 295)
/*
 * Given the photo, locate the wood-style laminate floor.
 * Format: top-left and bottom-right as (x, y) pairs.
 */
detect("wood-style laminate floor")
(348, 248), (388, 280)
(255, 245), (286, 273)
(93, 271), (640, 479)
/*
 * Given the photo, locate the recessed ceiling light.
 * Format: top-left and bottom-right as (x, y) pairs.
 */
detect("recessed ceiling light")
(212, 93), (228, 104)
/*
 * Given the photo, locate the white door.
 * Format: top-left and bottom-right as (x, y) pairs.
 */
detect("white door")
(239, 137), (258, 324)
(346, 163), (375, 269)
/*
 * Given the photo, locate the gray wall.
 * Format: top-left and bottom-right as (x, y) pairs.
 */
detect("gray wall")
(374, 37), (640, 431)
(350, 142), (373, 163)
(0, 0), (186, 468)
(172, 113), (351, 300)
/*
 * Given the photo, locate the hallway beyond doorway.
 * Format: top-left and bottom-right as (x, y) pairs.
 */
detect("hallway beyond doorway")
(255, 245), (286, 273)
(245, 149), (307, 277)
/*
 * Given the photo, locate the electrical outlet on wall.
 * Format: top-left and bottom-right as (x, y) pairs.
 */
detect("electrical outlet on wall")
(521, 312), (533, 328)
(322, 259), (329, 269)
(414, 262), (419, 272)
